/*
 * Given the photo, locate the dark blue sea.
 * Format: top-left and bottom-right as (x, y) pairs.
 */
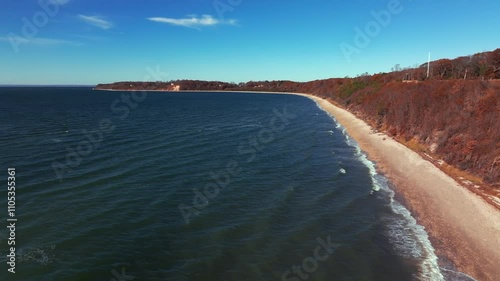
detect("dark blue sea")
(0, 87), (469, 281)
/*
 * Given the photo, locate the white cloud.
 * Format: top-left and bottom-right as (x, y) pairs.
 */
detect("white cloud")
(147, 15), (236, 29)
(78, 14), (112, 29)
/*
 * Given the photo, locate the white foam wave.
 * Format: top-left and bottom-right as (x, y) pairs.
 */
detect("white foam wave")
(313, 100), (445, 281)
(347, 134), (444, 280)
(17, 245), (57, 265)
(383, 190), (444, 280)
(342, 125), (444, 280)
(441, 267), (478, 281)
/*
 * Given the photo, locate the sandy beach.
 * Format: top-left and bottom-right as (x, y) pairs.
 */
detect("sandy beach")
(294, 94), (500, 281)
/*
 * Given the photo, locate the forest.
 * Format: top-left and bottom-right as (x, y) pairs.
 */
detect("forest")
(96, 48), (500, 187)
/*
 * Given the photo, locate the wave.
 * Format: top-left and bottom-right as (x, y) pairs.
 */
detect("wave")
(17, 245), (58, 266)
(313, 100), (446, 281)
(441, 268), (478, 281)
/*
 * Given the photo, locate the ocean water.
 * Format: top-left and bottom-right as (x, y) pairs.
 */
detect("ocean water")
(0, 87), (466, 281)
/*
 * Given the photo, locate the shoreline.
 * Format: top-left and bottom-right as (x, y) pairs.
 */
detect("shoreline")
(298, 93), (500, 281)
(94, 88), (291, 95)
(96, 88), (500, 280)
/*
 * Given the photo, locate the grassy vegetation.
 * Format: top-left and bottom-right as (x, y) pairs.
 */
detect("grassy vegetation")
(339, 81), (369, 99)
(440, 162), (484, 186)
(402, 138), (428, 153)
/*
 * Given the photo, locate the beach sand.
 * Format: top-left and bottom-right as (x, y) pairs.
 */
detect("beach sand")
(295, 94), (500, 281)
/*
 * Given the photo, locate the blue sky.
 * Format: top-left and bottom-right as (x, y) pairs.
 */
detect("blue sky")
(1, 0), (499, 85)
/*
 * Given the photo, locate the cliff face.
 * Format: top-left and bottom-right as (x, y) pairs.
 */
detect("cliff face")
(331, 80), (499, 186)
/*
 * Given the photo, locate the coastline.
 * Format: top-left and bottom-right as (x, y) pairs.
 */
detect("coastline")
(298, 93), (500, 281)
(96, 88), (500, 280)
(94, 88), (290, 95)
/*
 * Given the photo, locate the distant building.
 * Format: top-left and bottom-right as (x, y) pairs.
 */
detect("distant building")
(170, 83), (180, 91)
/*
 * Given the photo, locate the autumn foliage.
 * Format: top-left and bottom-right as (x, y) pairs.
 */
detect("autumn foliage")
(340, 80), (500, 186)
